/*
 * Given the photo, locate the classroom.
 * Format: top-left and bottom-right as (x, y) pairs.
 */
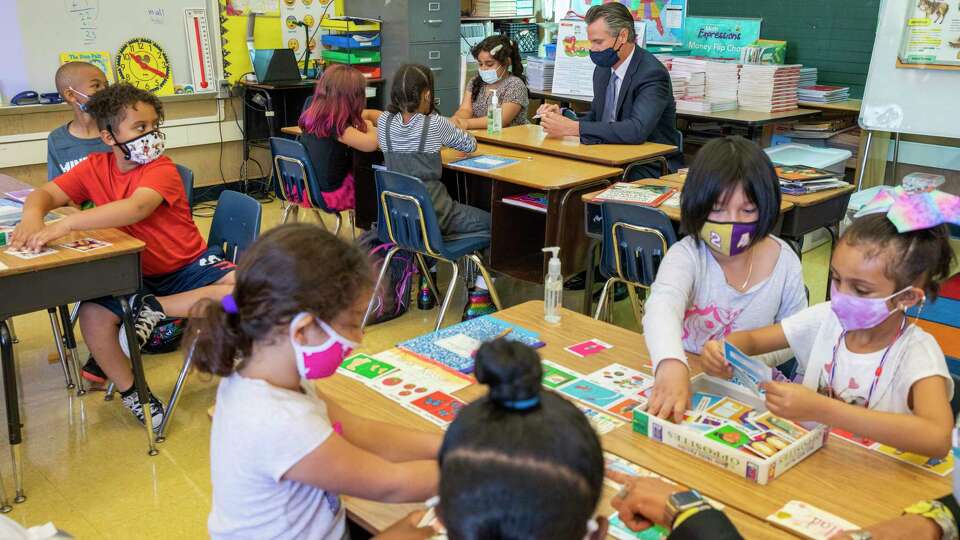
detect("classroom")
(0, 0), (958, 537)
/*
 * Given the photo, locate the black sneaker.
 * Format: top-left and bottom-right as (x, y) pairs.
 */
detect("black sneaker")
(121, 389), (165, 431)
(81, 356), (107, 384)
(119, 294), (166, 358)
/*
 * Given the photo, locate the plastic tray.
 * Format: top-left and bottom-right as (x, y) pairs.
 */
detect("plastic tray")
(321, 49), (381, 65)
(764, 143), (852, 175)
(321, 34), (381, 49)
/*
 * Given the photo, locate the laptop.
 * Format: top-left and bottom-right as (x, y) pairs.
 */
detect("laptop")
(252, 49), (303, 84)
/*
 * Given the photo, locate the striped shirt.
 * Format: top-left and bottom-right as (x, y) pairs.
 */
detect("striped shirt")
(377, 112), (476, 154)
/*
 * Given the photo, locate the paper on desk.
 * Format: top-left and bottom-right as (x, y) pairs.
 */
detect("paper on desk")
(766, 501), (858, 540)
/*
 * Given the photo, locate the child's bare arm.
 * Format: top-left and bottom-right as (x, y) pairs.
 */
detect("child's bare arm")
(726, 324), (790, 356)
(325, 396), (441, 462)
(10, 183), (72, 248)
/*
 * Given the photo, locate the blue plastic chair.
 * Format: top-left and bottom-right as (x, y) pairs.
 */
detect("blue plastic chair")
(156, 190), (263, 441)
(594, 202), (677, 325)
(269, 136), (352, 236)
(176, 164), (195, 208)
(363, 169), (502, 332)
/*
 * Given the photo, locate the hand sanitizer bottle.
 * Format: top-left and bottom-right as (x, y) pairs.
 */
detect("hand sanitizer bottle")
(487, 90), (502, 134)
(542, 247), (562, 324)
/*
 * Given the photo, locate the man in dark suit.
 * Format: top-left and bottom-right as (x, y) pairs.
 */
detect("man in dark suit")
(539, 2), (682, 178)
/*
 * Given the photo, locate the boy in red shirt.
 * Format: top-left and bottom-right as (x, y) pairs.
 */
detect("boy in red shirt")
(12, 84), (235, 429)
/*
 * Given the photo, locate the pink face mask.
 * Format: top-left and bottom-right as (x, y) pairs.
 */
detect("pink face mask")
(829, 284), (915, 331)
(289, 313), (359, 380)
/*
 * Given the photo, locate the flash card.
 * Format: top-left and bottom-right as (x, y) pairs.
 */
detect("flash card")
(565, 339), (612, 358)
(59, 237), (111, 253)
(4, 246), (57, 259)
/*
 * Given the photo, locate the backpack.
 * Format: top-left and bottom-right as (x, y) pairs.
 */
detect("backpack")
(358, 229), (415, 325)
(142, 318), (186, 355)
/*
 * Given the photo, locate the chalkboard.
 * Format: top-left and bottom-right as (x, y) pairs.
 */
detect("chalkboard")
(860, 0), (960, 138)
(687, 0), (881, 98)
(0, 0), (221, 99)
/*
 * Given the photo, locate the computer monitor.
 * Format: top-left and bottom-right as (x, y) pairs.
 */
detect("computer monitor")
(252, 49), (302, 84)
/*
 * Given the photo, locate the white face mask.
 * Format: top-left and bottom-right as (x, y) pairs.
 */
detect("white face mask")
(111, 128), (166, 165)
(479, 65), (502, 84)
(288, 313), (359, 380)
(68, 86), (92, 112)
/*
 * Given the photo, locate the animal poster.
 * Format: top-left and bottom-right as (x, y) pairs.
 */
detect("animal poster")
(897, 0), (960, 69)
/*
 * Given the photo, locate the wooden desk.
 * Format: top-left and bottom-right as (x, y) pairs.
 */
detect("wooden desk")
(318, 302), (787, 538)
(321, 302), (949, 534)
(797, 99), (862, 113)
(280, 125), (302, 136)
(0, 174), (156, 510)
(442, 143), (622, 189)
(470, 125), (677, 167)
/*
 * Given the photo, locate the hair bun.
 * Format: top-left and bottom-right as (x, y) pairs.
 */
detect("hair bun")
(475, 338), (543, 409)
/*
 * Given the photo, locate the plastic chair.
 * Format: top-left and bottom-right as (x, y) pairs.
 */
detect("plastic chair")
(176, 164), (195, 208)
(154, 190), (262, 441)
(362, 170), (502, 332)
(269, 136), (354, 237)
(622, 130), (684, 180)
(594, 202), (677, 326)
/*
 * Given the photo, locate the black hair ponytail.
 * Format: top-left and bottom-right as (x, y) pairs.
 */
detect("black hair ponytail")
(469, 35), (527, 102)
(438, 339), (604, 540)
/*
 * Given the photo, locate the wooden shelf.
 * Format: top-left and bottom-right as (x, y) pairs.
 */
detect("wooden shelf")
(461, 15), (534, 21)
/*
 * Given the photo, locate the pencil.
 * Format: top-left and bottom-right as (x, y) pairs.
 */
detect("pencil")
(494, 327), (514, 339)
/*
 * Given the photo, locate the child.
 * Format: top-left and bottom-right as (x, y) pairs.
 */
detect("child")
(642, 136), (807, 423)
(11, 83), (235, 428)
(298, 64), (381, 212)
(189, 224), (440, 540)
(47, 61), (111, 180)
(702, 211), (956, 457)
(451, 35), (529, 130)
(377, 64), (495, 320)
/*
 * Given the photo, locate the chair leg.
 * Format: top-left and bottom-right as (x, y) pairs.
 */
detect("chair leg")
(435, 260), (460, 332)
(47, 309), (75, 390)
(281, 204), (299, 224)
(466, 254), (502, 310)
(414, 254), (442, 303)
(104, 382), (116, 401)
(6, 319), (16, 344)
(333, 213), (343, 237)
(348, 210), (356, 240)
(155, 342), (196, 442)
(361, 246), (401, 331)
(626, 284), (645, 329)
(594, 278), (616, 320)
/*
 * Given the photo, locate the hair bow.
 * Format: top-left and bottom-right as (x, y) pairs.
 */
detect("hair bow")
(854, 186), (960, 233)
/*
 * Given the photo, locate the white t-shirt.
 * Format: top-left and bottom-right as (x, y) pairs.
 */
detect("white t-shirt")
(642, 236), (807, 371)
(782, 302), (954, 413)
(208, 373), (345, 540)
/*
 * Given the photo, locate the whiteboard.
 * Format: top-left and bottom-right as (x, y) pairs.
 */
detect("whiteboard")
(859, 0), (960, 138)
(0, 0), (221, 98)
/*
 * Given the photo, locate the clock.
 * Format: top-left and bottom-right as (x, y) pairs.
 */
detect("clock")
(116, 37), (175, 96)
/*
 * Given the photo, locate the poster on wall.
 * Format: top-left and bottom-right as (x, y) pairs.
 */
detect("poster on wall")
(552, 18), (647, 97)
(683, 16), (762, 59)
(897, 0), (960, 69)
(563, 0), (686, 46)
(280, 0), (335, 65)
(60, 52), (115, 83)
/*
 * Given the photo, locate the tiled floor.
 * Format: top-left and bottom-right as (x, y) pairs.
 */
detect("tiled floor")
(0, 198), (832, 537)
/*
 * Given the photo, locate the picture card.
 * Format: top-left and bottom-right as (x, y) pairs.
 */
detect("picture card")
(565, 339), (613, 358)
(409, 391), (466, 427)
(602, 452), (726, 510)
(4, 246), (57, 259)
(374, 350), (472, 394)
(691, 392), (723, 413)
(339, 353), (398, 382)
(560, 379), (625, 408)
(706, 397), (753, 420)
(724, 341), (772, 395)
(607, 513), (667, 540)
(705, 425), (752, 449)
(372, 374), (433, 403)
(606, 398), (647, 421)
(586, 363), (654, 397)
(58, 237), (111, 253)
(573, 402), (624, 436)
(747, 431), (791, 458)
(766, 500), (859, 540)
(541, 359), (581, 389)
(756, 412), (809, 441)
(875, 443), (953, 476)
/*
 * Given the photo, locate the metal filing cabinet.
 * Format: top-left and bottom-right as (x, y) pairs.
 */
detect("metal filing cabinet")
(349, 0), (461, 115)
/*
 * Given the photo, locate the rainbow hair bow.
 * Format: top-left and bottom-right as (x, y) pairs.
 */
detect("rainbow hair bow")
(854, 186), (960, 233)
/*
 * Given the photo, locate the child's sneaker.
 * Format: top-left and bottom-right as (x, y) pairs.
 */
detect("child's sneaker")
(120, 388), (165, 431)
(462, 288), (497, 321)
(119, 294), (166, 357)
(81, 356), (107, 384)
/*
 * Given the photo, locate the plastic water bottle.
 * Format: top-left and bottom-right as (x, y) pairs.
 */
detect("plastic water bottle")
(487, 90), (502, 134)
(542, 247), (562, 324)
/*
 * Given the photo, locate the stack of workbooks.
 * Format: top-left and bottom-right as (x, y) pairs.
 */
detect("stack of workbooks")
(471, 0), (520, 17)
(670, 70), (705, 99)
(704, 60), (741, 102)
(737, 64), (801, 113)
(527, 58), (554, 91)
(797, 85), (850, 103)
(676, 96), (737, 113)
(798, 67), (817, 88)
(775, 165), (849, 195)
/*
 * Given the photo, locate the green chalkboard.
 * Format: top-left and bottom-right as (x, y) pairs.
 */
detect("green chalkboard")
(687, 0), (881, 98)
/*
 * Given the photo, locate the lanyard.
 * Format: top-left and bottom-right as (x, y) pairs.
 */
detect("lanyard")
(828, 318), (907, 409)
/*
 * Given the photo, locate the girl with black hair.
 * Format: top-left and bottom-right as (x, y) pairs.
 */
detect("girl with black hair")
(376, 63), (498, 321)
(190, 224), (441, 540)
(451, 35), (530, 129)
(642, 136), (807, 423)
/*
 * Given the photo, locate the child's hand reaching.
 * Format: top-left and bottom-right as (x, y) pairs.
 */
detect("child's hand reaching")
(762, 381), (831, 423)
(701, 340), (733, 379)
(647, 360), (691, 423)
(609, 473), (683, 531)
(11, 218), (71, 252)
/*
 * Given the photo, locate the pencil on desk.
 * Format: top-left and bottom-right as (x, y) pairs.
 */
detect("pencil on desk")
(494, 327), (514, 339)
(492, 153), (534, 161)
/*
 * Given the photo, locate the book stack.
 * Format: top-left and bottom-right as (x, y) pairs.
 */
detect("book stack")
(797, 85), (850, 103)
(670, 71), (705, 99)
(593, 183), (677, 206)
(799, 67), (817, 88)
(737, 64), (801, 113)
(472, 0), (520, 17)
(676, 97), (738, 113)
(704, 60), (741, 102)
(775, 165), (849, 195)
(527, 58), (555, 91)
(503, 192), (547, 212)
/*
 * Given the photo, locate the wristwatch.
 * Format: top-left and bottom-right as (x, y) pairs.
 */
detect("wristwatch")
(664, 490), (711, 527)
(903, 500), (959, 540)
(846, 532), (873, 540)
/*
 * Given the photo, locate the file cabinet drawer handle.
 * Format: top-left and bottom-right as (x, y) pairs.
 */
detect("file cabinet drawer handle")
(428, 50), (441, 59)
(425, 19), (443, 24)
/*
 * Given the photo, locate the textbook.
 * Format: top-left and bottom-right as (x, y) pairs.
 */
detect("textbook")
(502, 192), (547, 213)
(774, 165), (835, 182)
(449, 155), (519, 171)
(593, 183), (676, 207)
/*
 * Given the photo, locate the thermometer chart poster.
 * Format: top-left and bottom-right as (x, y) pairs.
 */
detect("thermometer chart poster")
(571, 0), (686, 46)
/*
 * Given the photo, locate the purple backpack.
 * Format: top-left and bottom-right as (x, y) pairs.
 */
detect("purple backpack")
(358, 229), (415, 325)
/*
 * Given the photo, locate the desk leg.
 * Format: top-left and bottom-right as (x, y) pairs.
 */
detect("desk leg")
(59, 305), (85, 396)
(0, 320), (24, 505)
(582, 240), (598, 315)
(47, 309), (74, 390)
(118, 297), (158, 457)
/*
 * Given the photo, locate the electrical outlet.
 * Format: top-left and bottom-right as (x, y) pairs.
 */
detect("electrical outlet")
(217, 80), (233, 99)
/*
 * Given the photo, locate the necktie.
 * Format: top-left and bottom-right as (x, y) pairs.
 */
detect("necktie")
(603, 72), (618, 123)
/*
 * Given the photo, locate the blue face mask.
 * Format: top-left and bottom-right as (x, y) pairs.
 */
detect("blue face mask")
(589, 37), (624, 68)
(69, 86), (92, 112)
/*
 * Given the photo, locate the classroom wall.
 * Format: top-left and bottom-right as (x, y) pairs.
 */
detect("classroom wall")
(687, 0), (880, 98)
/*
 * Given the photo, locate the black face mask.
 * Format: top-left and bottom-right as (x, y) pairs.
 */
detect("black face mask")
(589, 36), (624, 68)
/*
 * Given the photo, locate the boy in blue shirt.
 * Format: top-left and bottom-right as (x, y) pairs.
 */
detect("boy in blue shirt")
(47, 62), (111, 180)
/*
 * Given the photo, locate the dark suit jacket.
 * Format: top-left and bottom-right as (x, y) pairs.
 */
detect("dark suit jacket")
(579, 46), (682, 172)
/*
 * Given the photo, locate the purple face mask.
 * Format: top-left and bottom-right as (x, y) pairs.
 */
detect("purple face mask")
(829, 283), (914, 331)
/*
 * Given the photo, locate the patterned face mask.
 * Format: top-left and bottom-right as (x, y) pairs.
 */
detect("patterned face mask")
(111, 128), (166, 165)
